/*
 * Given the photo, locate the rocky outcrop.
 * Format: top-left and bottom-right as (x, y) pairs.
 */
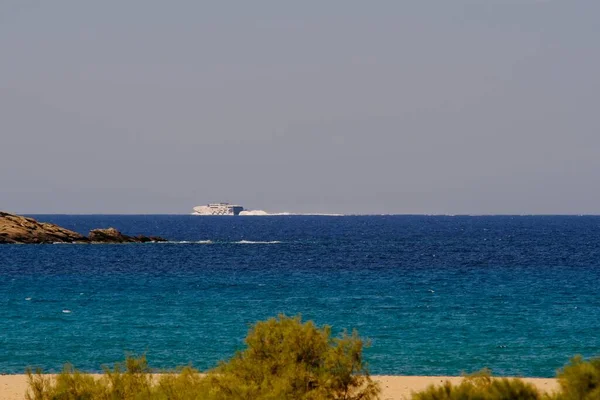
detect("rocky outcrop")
(88, 227), (166, 243)
(0, 212), (167, 244)
(0, 211), (88, 244)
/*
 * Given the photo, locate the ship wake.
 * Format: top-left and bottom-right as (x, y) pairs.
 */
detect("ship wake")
(239, 210), (344, 216)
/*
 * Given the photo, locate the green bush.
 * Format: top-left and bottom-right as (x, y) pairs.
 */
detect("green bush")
(551, 355), (600, 400)
(25, 315), (379, 400)
(411, 369), (542, 400)
(27, 364), (106, 400)
(101, 355), (155, 399)
(24, 314), (600, 400)
(204, 314), (380, 400)
(153, 367), (206, 400)
(26, 356), (156, 400)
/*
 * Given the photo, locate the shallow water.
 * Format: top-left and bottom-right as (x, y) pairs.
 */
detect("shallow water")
(1, 215), (599, 376)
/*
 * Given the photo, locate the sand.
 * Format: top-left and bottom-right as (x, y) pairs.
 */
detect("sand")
(0, 374), (559, 400)
(375, 376), (558, 399)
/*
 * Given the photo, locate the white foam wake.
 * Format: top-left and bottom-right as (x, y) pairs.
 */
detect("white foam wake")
(235, 240), (282, 244)
(240, 209), (343, 216)
(162, 240), (281, 244)
(239, 210), (270, 216)
(164, 240), (213, 244)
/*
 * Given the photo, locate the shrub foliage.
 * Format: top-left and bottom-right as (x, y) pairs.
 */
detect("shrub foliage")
(204, 315), (379, 399)
(26, 315), (379, 400)
(411, 369), (542, 400)
(23, 315), (600, 400)
(410, 356), (600, 400)
(552, 355), (600, 400)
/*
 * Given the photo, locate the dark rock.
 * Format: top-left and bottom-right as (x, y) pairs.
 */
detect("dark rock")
(134, 235), (167, 243)
(88, 228), (167, 243)
(88, 227), (134, 243)
(0, 212), (168, 244)
(135, 235), (153, 243)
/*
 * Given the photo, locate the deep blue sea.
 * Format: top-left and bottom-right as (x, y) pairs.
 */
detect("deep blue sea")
(1, 215), (600, 377)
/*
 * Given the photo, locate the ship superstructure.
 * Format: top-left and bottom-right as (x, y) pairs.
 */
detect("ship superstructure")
(192, 203), (244, 216)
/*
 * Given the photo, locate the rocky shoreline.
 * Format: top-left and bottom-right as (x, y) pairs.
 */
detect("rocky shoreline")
(0, 212), (167, 244)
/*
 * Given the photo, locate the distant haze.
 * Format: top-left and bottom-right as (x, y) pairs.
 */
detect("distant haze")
(2, 1), (599, 214)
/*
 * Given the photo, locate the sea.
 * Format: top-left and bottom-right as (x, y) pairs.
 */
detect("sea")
(1, 215), (599, 377)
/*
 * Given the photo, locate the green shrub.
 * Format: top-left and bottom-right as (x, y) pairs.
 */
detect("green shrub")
(27, 312), (599, 400)
(411, 369), (542, 400)
(101, 354), (154, 399)
(154, 366), (206, 400)
(204, 314), (380, 400)
(27, 364), (106, 400)
(551, 355), (600, 400)
(25, 315), (379, 400)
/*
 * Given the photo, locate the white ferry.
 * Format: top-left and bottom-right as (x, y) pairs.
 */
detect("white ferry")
(192, 203), (244, 216)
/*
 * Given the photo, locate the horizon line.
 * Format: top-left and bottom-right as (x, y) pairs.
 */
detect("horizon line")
(15, 212), (600, 217)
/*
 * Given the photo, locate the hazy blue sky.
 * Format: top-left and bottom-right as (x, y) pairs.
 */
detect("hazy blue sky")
(2, 1), (599, 214)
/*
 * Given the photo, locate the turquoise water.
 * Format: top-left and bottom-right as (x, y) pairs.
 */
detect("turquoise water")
(1, 215), (599, 376)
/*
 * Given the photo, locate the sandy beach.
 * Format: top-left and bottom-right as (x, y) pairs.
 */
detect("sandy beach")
(375, 376), (558, 399)
(0, 374), (558, 400)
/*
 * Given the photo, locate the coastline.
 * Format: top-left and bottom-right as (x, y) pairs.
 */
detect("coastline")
(0, 375), (559, 400)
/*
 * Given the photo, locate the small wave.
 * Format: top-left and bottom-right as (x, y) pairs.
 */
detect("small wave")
(62, 309), (72, 314)
(236, 240), (282, 244)
(164, 240), (214, 244)
(25, 297), (32, 301)
(274, 213), (344, 216)
(162, 240), (280, 245)
(240, 209), (344, 216)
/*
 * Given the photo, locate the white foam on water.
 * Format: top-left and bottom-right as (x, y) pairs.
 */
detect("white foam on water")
(62, 309), (72, 314)
(166, 240), (213, 244)
(239, 210), (270, 216)
(157, 239), (286, 244)
(236, 240), (282, 244)
(239, 209), (344, 216)
(25, 297), (32, 301)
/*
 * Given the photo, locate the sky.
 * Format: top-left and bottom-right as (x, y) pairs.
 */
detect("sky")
(1, 1), (599, 214)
